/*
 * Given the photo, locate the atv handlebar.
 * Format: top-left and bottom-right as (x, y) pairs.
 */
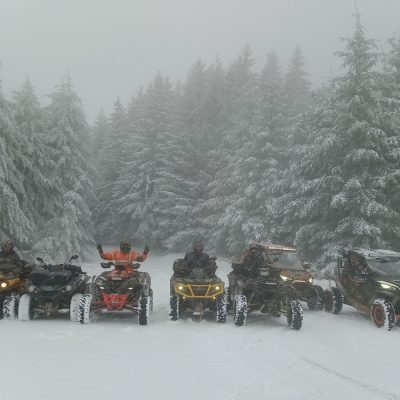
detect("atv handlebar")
(100, 262), (141, 270)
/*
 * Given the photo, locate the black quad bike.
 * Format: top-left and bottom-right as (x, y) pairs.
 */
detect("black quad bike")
(228, 263), (304, 330)
(264, 244), (325, 311)
(74, 261), (153, 325)
(18, 255), (89, 321)
(169, 259), (227, 322)
(325, 249), (400, 331)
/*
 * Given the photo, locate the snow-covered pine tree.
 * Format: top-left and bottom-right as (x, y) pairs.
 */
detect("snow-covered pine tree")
(0, 77), (32, 246)
(283, 46), (311, 118)
(114, 73), (196, 249)
(32, 75), (95, 261)
(12, 78), (62, 228)
(290, 15), (400, 267)
(203, 46), (258, 254)
(94, 98), (130, 243)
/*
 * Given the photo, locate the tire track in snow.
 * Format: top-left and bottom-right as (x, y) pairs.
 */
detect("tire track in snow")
(301, 357), (400, 400)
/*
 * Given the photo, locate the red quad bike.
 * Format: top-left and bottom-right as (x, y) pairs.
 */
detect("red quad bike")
(73, 262), (153, 325)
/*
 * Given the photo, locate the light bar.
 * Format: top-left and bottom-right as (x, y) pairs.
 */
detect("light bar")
(262, 244), (296, 252)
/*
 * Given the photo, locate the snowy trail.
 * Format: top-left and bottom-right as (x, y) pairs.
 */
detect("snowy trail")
(2, 254), (400, 400)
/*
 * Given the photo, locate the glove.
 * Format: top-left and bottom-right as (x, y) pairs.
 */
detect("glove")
(143, 244), (150, 255)
(96, 243), (103, 253)
(136, 255), (144, 262)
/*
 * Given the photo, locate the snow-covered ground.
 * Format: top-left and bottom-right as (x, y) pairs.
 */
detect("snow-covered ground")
(3, 254), (400, 400)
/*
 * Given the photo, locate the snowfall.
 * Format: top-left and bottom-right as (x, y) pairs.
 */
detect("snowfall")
(2, 253), (400, 400)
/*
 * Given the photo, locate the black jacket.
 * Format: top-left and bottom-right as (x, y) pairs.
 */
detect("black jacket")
(0, 250), (28, 274)
(183, 251), (210, 269)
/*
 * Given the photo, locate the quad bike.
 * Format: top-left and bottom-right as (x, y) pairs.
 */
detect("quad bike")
(169, 259), (227, 322)
(0, 267), (28, 320)
(18, 255), (89, 321)
(228, 264), (304, 330)
(325, 248), (400, 331)
(74, 261), (152, 325)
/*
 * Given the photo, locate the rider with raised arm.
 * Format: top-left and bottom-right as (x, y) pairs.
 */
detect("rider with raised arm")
(96, 240), (149, 272)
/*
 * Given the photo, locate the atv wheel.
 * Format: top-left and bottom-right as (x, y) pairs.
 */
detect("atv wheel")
(233, 295), (247, 327)
(324, 287), (343, 314)
(138, 295), (150, 325)
(3, 293), (18, 320)
(216, 294), (227, 323)
(18, 294), (34, 321)
(226, 286), (233, 315)
(169, 295), (180, 321)
(287, 300), (303, 330)
(307, 285), (325, 311)
(77, 294), (92, 324)
(149, 289), (154, 314)
(371, 298), (395, 330)
(70, 293), (82, 322)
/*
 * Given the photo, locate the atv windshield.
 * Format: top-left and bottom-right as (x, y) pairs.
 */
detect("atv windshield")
(271, 252), (303, 270)
(368, 258), (400, 275)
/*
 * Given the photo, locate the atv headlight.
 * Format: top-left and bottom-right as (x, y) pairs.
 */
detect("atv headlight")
(28, 285), (35, 293)
(308, 277), (313, 284)
(280, 275), (289, 282)
(210, 284), (224, 296)
(65, 285), (72, 292)
(0, 282), (7, 288)
(378, 281), (398, 290)
(175, 283), (191, 296)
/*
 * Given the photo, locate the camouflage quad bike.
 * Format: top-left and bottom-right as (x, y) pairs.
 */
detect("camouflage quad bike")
(75, 261), (153, 325)
(169, 258), (227, 322)
(228, 252), (304, 330)
(325, 249), (400, 331)
(0, 268), (28, 320)
(18, 255), (89, 321)
(264, 244), (325, 311)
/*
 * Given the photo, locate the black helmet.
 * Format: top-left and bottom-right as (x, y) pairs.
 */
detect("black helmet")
(120, 240), (132, 253)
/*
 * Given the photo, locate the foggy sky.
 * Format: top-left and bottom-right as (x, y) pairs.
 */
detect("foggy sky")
(1, 0), (400, 122)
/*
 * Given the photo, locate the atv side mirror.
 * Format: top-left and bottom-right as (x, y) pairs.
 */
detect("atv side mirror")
(36, 257), (45, 263)
(71, 255), (79, 260)
(133, 263), (141, 270)
(303, 263), (310, 270)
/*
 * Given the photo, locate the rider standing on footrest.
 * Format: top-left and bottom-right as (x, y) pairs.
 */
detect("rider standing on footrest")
(96, 241), (149, 272)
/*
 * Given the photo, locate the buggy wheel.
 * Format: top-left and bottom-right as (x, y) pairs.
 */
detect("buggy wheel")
(216, 294), (227, 323)
(324, 287), (343, 314)
(138, 295), (150, 325)
(77, 294), (92, 324)
(18, 294), (34, 321)
(307, 285), (325, 311)
(287, 300), (303, 330)
(3, 293), (18, 320)
(371, 298), (395, 331)
(233, 295), (247, 327)
(169, 295), (179, 321)
(70, 293), (82, 322)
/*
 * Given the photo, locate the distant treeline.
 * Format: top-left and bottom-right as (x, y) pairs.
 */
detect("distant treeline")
(1, 16), (400, 268)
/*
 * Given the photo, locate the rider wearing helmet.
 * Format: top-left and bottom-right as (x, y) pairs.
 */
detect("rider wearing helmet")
(96, 241), (149, 273)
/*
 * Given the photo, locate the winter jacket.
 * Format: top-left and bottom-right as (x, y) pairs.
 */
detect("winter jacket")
(233, 252), (272, 277)
(100, 249), (148, 273)
(183, 251), (210, 269)
(0, 250), (29, 274)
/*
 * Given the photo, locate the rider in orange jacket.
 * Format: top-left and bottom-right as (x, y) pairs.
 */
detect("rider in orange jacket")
(96, 241), (149, 273)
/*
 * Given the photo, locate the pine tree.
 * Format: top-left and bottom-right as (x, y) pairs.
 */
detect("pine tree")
(0, 78), (31, 246)
(32, 75), (95, 260)
(288, 15), (400, 267)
